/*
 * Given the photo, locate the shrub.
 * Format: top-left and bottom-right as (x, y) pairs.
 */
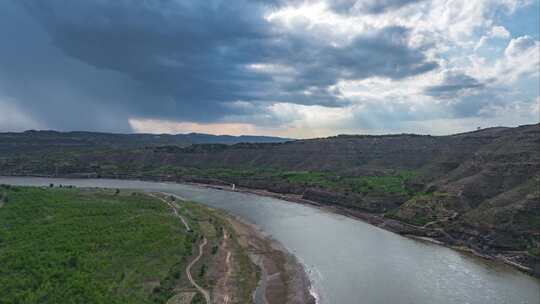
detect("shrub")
(191, 292), (204, 304)
(199, 264), (207, 278)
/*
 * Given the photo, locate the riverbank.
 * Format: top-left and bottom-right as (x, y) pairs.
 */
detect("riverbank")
(2, 176), (539, 303)
(223, 213), (316, 304)
(0, 183), (315, 303)
(158, 191), (316, 304)
(191, 182), (539, 278)
(3, 173), (538, 277)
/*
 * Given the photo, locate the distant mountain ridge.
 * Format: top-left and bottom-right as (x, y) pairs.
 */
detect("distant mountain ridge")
(0, 130), (291, 156)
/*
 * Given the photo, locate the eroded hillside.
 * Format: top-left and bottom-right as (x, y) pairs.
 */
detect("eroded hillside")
(1, 124), (539, 275)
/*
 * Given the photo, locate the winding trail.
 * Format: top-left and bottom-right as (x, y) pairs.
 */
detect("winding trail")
(222, 230), (232, 304)
(223, 252), (232, 304)
(187, 237), (211, 304)
(149, 193), (191, 231)
(149, 192), (209, 302)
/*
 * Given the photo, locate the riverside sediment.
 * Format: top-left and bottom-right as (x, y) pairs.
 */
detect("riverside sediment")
(224, 214), (316, 304)
(160, 191), (317, 304)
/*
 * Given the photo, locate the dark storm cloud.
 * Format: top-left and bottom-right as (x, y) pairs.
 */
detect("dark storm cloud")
(424, 73), (486, 99)
(423, 72), (510, 119)
(0, 1), (137, 131)
(320, 26), (438, 79)
(247, 26), (438, 107)
(0, 0), (437, 131)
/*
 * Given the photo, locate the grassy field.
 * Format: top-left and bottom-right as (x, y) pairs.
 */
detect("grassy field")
(0, 186), (197, 304)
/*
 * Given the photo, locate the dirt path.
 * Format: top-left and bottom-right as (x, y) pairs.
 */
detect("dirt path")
(223, 251), (232, 304)
(149, 193), (209, 302)
(149, 193), (191, 231)
(222, 230), (232, 304)
(186, 237), (211, 304)
(213, 228), (233, 304)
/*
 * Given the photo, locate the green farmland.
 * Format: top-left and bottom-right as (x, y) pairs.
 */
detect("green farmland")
(0, 186), (196, 304)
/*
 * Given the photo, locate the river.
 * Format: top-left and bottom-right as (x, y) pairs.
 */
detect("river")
(1, 177), (539, 304)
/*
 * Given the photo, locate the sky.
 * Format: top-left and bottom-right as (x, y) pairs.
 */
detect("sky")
(0, 0), (538, 138)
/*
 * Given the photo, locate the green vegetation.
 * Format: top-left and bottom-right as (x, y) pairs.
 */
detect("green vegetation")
(516, 213), (540, 230)
(279, 170), (415, 194)
(280, 171), (328, 184)
(384, 191), (452, 226)
(408, 191), (450, 201)
(43, 161), (417, 197)
(0, 186), (260, 304)
(283, 170), (418, 195)
(0, 191), (7, 204)
(1, 144), (421, 198)
(0, 186), (194, 304)
(345, 171), (418, 195)
(384, 209), (431, 226)
(187, 167), (419, 196)
(528, 247), (540, 257)
(403, 215), (431, 226)
(191, 293), (205, 304)
(198, 264), (207, 278)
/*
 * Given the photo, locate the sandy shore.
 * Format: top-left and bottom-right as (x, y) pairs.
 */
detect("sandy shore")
(224, 213), (316, 304)
(159, 190), (316, 304)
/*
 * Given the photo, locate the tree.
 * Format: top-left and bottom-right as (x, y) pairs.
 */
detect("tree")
(198, 264), (207, 278)
(191, 293), (204, 304)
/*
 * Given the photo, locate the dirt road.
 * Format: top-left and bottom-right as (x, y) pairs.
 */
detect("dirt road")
(222, 230), (232, 304)
(186, 237), (211, 304)
(149, 193), (191, 231)
(149, 193), (209, 302)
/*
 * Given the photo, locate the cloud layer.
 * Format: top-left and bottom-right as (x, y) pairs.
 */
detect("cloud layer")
(0, 0), (538, 136)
